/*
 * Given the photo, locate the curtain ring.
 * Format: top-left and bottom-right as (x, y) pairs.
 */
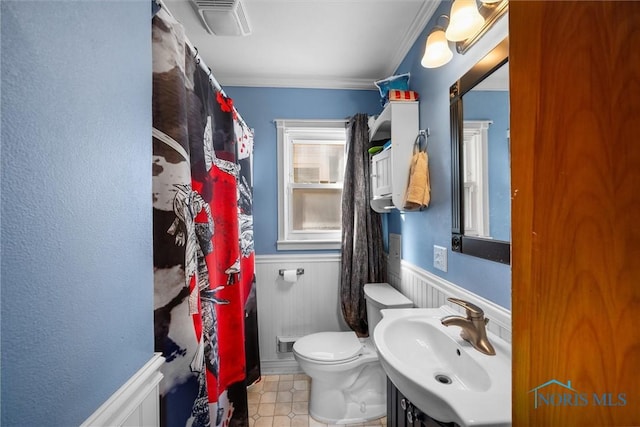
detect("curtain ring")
(194, 47), (201, 64)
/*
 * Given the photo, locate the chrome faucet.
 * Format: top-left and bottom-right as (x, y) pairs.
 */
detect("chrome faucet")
(441, 297), (496, 356)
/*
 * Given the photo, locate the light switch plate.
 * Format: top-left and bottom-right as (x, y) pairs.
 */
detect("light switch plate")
(434, 245), (448, 272)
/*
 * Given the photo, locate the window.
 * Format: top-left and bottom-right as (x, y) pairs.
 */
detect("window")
(463, 120), (492, 237)
(276, 119), (347, 250)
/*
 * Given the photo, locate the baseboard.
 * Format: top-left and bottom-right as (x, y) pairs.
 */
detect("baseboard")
(260, 358), (303, 375)
(81, 353), (165, 427)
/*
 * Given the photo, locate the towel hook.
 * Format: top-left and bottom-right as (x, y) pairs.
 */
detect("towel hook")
(414, 130), (428, 153)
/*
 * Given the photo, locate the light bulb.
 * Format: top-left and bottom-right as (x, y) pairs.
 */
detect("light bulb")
(421, 28), (453, 68)
(445, 0), (485, 42)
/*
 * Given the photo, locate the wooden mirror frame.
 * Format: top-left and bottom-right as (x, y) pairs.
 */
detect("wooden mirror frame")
(450, 37), (510, 265)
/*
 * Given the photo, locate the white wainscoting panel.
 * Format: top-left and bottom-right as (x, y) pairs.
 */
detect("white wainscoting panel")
(256, 254), (344, 373)
(387, 259), (512, 343)
(82, 353), (164, 427)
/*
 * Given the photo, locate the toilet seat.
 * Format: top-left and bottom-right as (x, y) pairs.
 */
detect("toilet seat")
(293, 331), (362, 364)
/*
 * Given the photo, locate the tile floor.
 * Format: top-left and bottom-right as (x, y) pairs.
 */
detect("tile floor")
(248, 374), (387, 427)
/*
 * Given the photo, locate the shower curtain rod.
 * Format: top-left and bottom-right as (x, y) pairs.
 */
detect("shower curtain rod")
(153, 0), (252, 133)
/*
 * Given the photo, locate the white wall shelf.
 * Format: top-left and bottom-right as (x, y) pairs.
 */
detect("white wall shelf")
(369, 101), (419, 212)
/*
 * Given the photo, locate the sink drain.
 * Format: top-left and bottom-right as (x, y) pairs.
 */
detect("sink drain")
(435, 374), (452, 385)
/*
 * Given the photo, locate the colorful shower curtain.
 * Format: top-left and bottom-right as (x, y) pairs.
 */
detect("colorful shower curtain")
(152, 8), (258, 427)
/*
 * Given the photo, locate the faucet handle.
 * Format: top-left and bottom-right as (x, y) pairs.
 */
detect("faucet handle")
(447, 297), (484, 318)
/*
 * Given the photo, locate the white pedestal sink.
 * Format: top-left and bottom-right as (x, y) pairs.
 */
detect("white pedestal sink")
(373, 307), (511, 426)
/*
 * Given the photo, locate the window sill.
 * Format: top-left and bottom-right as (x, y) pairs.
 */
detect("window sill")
(276, 239), (341, 251)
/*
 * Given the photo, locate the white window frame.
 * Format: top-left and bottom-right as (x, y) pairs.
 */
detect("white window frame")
(463, 120), (492, 238)
(275, 119), (347, 251)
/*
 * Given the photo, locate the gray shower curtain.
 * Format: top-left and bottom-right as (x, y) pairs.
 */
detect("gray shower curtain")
(340, 113), (387, 336)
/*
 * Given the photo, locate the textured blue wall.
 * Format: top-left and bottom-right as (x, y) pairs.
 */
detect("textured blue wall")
(465, 90), (511, 242)
(228, 3), (511, 309)
(387, 1), (511, 309)
(1, 1), (154, 425)
(223, 86), (381, 255)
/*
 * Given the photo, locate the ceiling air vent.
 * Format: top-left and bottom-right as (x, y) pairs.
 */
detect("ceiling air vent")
(190, 0), (252, 36)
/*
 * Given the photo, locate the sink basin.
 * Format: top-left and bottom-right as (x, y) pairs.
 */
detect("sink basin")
(373, 308), (511, 426)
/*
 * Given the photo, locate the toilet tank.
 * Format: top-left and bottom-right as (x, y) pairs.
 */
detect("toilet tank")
(363, 283), (413, 336)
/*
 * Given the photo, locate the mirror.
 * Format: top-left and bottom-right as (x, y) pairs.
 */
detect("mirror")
(463, 62), (510, 241)
(450, 37), (510, 264)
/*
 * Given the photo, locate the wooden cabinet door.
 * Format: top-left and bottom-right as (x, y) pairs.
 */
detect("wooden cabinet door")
(511, 2), (640, 425)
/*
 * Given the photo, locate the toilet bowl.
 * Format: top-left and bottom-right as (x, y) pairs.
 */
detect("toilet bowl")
(293, 283), (413, 424)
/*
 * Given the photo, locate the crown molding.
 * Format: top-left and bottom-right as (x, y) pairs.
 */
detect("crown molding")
(217, 2), (439, 90)
(383, 0), (440, 77)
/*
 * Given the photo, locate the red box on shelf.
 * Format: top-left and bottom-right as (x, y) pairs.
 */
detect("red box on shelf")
(388, 90), (419, 101)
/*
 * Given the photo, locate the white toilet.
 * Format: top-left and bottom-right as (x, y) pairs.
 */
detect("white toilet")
(293, 282), (413, 424)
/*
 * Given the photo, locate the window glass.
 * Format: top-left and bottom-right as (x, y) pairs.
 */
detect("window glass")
(292, 143), (344, 184)
(291, 188), (342, 231)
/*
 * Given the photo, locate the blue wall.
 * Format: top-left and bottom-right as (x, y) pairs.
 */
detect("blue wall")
(386, 1), (511, 309)
(223, 86), (381, 255)
(465, 90), (511, 241)
(226, 4), (511, 309)
(1, 1), (154, 425)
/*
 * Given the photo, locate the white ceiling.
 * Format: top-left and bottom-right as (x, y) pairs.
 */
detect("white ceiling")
(163, 0), (440, 89)
(474, 62), (509, 91)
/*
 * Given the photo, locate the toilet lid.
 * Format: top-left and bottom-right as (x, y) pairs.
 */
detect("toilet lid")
(294, 331), (362, 362)
(363, 283), (413, 309)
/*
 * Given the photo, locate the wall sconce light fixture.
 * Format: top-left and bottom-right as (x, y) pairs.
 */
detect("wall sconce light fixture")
(421, 0), (509, 68)
(445, 0), (485, 42)
(421, 17), (453, 68)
